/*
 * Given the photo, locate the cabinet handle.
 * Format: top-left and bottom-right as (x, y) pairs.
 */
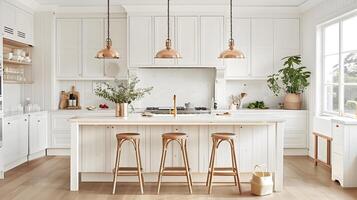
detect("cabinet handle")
(7, 122), (10, 125)
(336, 124), (340, 128)
(24, 119), (27, 122)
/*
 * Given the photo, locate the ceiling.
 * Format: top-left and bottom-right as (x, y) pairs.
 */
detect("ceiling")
(34, 0), (310, 7)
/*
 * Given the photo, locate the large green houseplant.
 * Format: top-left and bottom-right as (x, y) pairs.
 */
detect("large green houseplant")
(95, 76), (153, 117)
(267, 55), (311, 110)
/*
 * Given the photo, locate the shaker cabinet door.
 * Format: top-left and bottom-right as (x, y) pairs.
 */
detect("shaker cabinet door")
(82, 19), (105, 77)
(56, 19), (82, 78)
(251, 19), (274, 78)
(200, 16), (224, 66)
(176, 17), (199, 66)
(129, 16), (153, 67)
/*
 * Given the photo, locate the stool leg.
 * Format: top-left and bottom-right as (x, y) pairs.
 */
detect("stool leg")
(206, 141), (215, 187)
(134, 139), (144, 194)
(231, 141), (238, 186)
(230, 139), (242, 194)
(184, 140), (193, 187)
(314, 134), (318, 166)
(137, 139), (145, 187)
(180, 139), (193, 194)
(157, 138), (168, 194)
(112, 139), (123, 195)
(208, 139), (217, 194)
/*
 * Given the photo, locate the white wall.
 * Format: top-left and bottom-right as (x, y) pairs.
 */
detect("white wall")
(301, 0), (357, 158)
(135, 68), (216, 108)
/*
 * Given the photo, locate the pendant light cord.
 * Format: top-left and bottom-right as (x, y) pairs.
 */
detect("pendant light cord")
(167, 0), (170, 40)
(230, 0), (233, 41)
(107, 0), (110, 41)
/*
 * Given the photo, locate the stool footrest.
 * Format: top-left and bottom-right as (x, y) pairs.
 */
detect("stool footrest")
(113, 167), (143, 176)
(210, 167), (237, 176)
(162, 167), (190, 176)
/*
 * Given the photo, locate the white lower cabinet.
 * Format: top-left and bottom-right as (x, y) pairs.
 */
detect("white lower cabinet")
(3, 115), (29, 171)
(331, 121), (357, 187)
(29, 112), (48, 157)
(2, 112), (48, 172)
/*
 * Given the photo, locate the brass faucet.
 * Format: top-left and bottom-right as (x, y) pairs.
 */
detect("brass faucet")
(347, 100), (357, 118)
(170, 95), (177, 117)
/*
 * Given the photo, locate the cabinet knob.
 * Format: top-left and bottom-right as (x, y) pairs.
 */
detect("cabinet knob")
(25, 119), (27, 121)
(7, 122), (10, 125)
(38, 120), (41, 123)
(336, 124), (340, 128)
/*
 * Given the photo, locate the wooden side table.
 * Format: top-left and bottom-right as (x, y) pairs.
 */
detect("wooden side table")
(313, 132), (333, 168)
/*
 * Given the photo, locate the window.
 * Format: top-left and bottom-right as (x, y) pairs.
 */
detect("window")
(322, 14), (357, 116)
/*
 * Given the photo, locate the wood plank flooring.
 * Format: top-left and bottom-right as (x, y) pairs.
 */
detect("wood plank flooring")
(0, 156), (356, 200)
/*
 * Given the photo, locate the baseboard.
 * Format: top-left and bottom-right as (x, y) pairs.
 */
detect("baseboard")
(46, 148), (70, 156)
(284, 148), (308, 156)
(4, 156), (28, 172)
(28, 150), (46, 161)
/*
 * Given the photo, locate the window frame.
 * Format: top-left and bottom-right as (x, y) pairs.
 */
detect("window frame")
(320, 12), (357, 117)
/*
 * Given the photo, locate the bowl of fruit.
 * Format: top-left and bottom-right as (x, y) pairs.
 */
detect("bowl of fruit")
(99, 103), (109, 109)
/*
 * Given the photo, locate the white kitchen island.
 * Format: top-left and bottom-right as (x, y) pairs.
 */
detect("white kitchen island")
(69, 114), (285, 192)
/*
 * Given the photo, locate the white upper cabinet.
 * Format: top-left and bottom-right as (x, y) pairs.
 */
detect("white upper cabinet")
(274, 19), (300, 72)
(200, 16), (224, 66)
(1, 1), (33, 45)
(224, 18), (251, 78)
(104, 18), (127, 78)
(82, 19), (105, 77)
(56, 19), (82, 78)
(129, 16), (153, 67)
(154, 16), (175, 65)
(176, 16), (199, 66)
(2, 1), (16, 40)
(56, 17), (127, 79)
(251, 18), (274, 78)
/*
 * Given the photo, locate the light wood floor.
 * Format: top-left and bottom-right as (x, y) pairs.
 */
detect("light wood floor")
(0, 156), (356, 200)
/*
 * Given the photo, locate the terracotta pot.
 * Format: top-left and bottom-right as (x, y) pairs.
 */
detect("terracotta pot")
(283, 93), (301, 110)
(115, 103), (128, 117)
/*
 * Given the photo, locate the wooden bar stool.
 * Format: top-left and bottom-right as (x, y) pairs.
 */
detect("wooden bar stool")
(206, 133), (242, 194)
(313, 132), (333, 168)
(157, 132), (193, 194)
(112, 133), (144, 195)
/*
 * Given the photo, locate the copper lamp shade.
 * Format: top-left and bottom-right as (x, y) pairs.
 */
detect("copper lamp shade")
(219, 0), (245, 59)
(95, 0), (119, 59)
(219, 39), (245, 59)
(154, 0), (181, 59)
(155, 39), (181, 59)
(96, 39), (119, 59)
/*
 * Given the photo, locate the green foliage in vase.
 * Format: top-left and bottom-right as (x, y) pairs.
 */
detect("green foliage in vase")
(267, 55), (311, 96)
(95, 76), (153, 104)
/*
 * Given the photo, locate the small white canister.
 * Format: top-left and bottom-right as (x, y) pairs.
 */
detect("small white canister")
(251, 165), (274, 196)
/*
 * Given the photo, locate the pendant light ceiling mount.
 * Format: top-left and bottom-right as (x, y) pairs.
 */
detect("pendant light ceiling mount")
(219, 0), (245, 59)
(155, 0), (181, 59)
(95, 0), (119, 59)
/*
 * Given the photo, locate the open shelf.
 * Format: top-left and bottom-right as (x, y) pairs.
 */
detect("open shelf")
(4, 80), (33, 84)
(3, 59), (31, 65)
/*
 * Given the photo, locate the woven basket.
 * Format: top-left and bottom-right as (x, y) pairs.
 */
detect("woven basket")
(251, 165), (273, 196)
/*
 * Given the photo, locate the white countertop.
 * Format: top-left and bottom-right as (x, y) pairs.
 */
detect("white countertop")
(69, 113), (285, 125)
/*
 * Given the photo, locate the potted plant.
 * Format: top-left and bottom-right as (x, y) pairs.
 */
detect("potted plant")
(95, 76), (153, 117)
(267, 55), (311, 110)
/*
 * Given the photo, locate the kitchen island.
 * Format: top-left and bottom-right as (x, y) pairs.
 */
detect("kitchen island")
(69, 114), (285, 192)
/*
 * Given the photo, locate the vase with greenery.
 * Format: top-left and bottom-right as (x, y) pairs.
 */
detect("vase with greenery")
(95, 76), (153, 117)
(267, 55), (311, 110)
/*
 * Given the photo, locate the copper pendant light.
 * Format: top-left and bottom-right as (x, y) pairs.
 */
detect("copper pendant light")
(155, 0), (181, 59)
(95, 0), (119, 59)
(219, 0), (245, 59)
